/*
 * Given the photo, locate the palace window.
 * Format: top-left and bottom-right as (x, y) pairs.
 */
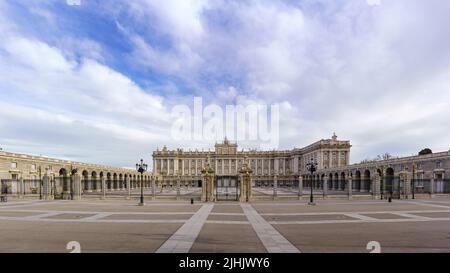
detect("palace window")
(436, 161), (442, 168)
(11, 162), (17, 169)
(31, 164), (36, 170)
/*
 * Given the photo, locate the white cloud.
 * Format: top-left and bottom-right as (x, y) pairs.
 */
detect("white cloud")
(1, 0), (450, 167)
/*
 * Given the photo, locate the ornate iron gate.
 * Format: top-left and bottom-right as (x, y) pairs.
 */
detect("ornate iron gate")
(215, 176), (239, 201)
(382, 175), (403, 200)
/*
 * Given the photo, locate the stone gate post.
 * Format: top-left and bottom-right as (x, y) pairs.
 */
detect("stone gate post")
(152, 177), (156, 200)
(126, 175), (131, 200)
(72, 173), (82, 200)
(430, 175), (435, 198)
(372, 173), (381, 200)
(298, 175), (303, 200)
(19, 178), (24, 199)
(273, 175), (278, 200)
(347, 176), (353, 200)
(101, 175), (106, 200)
(42, 174), (52, 200)
(201, 162), (215, 202)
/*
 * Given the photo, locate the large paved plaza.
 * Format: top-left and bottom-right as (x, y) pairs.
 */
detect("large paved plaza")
(1, 198), (450, 253)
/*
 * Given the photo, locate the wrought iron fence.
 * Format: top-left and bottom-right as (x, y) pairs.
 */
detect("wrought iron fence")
(352, 179), (372, 194)
(434, 179), (450, 194)
(411, 179), (431, 195)
(0, 179), (43, 196)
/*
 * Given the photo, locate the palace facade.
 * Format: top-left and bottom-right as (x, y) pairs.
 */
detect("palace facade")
(153, 134), (450, 201)
(152, 134), (351, 186)
(0, 150), (146, 200)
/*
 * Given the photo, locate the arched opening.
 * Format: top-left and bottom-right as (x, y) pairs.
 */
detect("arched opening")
(113, 173), (118, 190)
(355, 171), (361, 192)
(385, 168), (395, 196)
(124, 174), (128, 189)
(59, 168), (68, 192)
(82, 170), (89, 191)
(334, 173), (339, 190)
(340, 172), (346, 190)
(363, 170), (371, 192)
(328, 173), (333, 190)
(99, 172), (104, 191)
(91, 171), (97, 191)
(107, 173), (112, 190)
(119, 174), (123, 190)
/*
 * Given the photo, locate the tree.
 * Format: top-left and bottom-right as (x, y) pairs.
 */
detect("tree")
(418, 148), (432, 156)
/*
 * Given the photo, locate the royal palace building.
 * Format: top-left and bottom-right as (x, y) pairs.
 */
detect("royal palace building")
(152, 134), (350, 184)
(1, 134), (449, 202)
(0, 150), (145, 200)
(153, 134), (450, 201)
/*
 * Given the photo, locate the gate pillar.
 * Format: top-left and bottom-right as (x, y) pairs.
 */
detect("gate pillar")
(42, 173), (53, 200)
(201, 162), (215, 202)
(347, 176), (353, 200)
(71, 171), (82, 200)
(405, 172), (412, 199)
(272, 175), (278, 200)
(126, 175), (131, 200)
(239, 161), (253, 202)
(372, 173), (381, 200)
(298, 175), (303, 200)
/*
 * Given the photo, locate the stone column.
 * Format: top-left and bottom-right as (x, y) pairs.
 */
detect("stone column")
(101, 176), (106, 200)
(19, 178), (24, 199)
(126, 175), (131, 200)
(298, 175), (303, 200)
(174, 159), (178, 177)
(248, 176), (253, 200)
(201, 176), (207, 202)
(273, 175), (278, 200)
(96, 178), (102, 192)
(372, 173), (381, 200)
(152, 177), (156, 200)
(85, 175), (91, 193)
(72, 173), (82, 200)
(403, 172), (411, 199)
(182, 160), (185, 175)
(347, 176), (353, 200)
(209, 176), (215, 202)
(430, 175), (435, 198)
(239, 174), (251, 202)
(42, 174), (51, 200)
(201, 174), (214, 202)
(323, 176), (328, 199)
(176, 177), (181, 200)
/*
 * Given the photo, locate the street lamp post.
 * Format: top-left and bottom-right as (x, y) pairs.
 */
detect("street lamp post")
(136, 159), (148, 206)
(306, 158), (318, 206)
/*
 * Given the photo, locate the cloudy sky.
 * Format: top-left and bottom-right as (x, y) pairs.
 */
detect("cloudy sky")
(0, 0), (450, 168)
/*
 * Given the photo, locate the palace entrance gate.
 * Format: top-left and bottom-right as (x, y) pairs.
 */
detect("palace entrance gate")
(215, 176), (239, 201)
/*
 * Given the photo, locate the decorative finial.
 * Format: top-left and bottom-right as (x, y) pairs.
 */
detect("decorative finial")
(332, 132), (337, 141)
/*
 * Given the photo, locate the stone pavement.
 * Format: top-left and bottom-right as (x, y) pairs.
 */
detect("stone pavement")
(0, 198), (450, 252)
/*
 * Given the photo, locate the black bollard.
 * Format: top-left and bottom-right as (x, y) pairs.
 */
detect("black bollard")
(388, 197), (392, 203)
(190, 198), (194, 205)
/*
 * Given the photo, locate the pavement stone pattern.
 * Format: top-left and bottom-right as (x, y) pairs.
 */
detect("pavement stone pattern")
(241, 203), (301, 253)
(0, 198), (450, 252)
(156, 204), (214, 253)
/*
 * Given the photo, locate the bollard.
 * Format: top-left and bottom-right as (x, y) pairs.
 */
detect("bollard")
(388, 197), (392, 203)
(190, 198), (194, 205)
